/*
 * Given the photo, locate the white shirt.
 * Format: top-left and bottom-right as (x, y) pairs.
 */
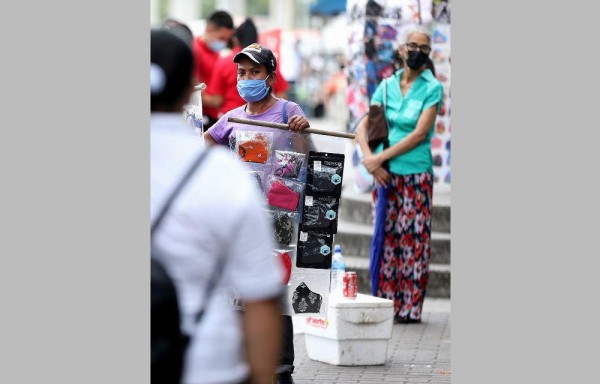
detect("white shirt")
(151, 113), (283, 384)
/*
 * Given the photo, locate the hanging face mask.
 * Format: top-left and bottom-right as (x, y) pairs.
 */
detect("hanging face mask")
(274, 213), (294, 245)
(292, 282), (323, 314)
(237, 74), (271, 102)
(208, 39), (227, 52)
(406, 50), (429, 70)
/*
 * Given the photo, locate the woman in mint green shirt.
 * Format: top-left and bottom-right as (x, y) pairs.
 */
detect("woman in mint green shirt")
(356, 27), (444, 323)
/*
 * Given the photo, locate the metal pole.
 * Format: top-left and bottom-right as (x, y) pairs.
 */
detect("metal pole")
(227, 117), (356, 140)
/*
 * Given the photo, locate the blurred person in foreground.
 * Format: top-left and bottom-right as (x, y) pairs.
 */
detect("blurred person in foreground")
(203, 43), (310, 384)
(202, 18), (289, 125)
(193, 10), (235, 130)
(151, 28), (283, 384)
(162, 18), (194, 48)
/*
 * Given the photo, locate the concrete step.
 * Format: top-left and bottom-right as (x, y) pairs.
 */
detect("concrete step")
(333, 220), (451, 265)
(343, 256), (451, 299)
(339, 189), (451, 234)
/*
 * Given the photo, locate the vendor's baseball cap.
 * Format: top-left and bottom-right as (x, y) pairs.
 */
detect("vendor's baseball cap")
(233, 43), (277, 72)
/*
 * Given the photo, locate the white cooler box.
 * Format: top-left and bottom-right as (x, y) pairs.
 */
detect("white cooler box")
(303, 293), (394, 366)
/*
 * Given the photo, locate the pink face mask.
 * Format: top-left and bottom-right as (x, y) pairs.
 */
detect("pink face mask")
(267, 180), (300, 211)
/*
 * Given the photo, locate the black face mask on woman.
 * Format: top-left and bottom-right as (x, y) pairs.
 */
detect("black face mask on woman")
(406, 50), (428, 70)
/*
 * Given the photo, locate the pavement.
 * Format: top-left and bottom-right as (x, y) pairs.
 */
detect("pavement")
(290, 297), (451, 384)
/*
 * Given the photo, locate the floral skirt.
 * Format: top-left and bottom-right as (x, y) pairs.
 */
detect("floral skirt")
(372, 172), (433, 321)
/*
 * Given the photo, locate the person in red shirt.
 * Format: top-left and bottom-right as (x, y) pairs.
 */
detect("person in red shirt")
(202, 18), (289, 125)
(193, 10), (234, 129)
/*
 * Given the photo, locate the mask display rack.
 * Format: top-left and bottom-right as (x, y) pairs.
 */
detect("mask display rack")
(228, 116), (353, 316)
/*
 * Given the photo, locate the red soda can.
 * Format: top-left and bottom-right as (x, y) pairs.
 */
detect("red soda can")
(343, 272), (357, 299)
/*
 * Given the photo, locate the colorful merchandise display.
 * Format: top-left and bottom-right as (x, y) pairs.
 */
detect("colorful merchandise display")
(230, 125), (346, 316)
(429, 19), (451, 184)
(346, 0), (451, 188)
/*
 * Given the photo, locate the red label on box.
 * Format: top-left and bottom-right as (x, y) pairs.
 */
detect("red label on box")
(306, 317), (328, 329)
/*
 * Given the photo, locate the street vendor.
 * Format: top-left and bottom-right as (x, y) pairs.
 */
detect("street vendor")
(204, 43), (311, 384)
(204, 43), (310, 145)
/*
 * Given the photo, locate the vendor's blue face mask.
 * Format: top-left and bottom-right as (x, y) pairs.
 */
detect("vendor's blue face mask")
(237, 74), (271, 102)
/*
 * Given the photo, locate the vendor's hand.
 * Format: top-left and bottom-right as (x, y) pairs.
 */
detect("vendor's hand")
(362, 153), (385, 173)
(287, 115), (310, 132)
(372, 167), (391, 187)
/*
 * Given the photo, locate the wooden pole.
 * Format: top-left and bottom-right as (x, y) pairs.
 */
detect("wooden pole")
(227, 117), (356, 140)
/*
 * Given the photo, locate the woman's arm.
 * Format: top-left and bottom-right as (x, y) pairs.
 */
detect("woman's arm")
(356, 77), (386, 155)
(355, 115), (391, 186)
(362, 104), (437, 172)
(355, 114), (372, 157)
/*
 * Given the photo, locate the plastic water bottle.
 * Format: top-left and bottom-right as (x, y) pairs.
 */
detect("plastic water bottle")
(330, 245), (345, 296)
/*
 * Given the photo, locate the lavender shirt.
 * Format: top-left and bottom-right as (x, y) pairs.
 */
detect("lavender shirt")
(209, 99), (308, 152)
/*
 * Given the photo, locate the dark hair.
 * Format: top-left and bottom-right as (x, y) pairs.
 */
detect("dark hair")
(207, 10), (234, 29)
(162, 18), (194, 48)
(426, 57), (436, 77)
(235, 18), (258, 48)
(151, 29), (194, 111)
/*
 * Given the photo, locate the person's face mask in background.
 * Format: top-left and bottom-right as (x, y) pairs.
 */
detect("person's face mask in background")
(403, 34), (432, 70)
(206, 25), (233, 52)
(406, 50), (428, 70)
(237, 73), (271, 102)
(208, 39), (227, 52)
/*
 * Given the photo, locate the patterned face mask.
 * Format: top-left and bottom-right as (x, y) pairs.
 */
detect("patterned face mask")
(238, 134), (270, 163)
(274, 151), (305, 179)
(274, 213), (293, 245)
(291, 282), (323, 313)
